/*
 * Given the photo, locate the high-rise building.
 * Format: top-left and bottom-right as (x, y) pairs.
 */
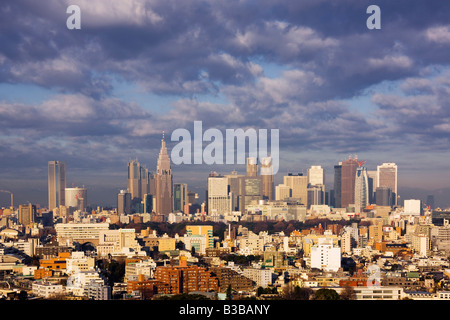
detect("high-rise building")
(242, 176), (263, 211)
(48, 161), (66, 210)
(65, 187), (87, 212)
(377, 163), (398, 205)
(118, 190), (132, 215)
(367, 170), (377, 205)
(173, 183), (188, 213)
(340, 156), (360, 208)
(155, 133), (173, 216)
(140, 166), (150, 201)
(333, 163), (342, 208)
(308, 165), (325, 186)
(375, 187), (392, 207)
(208, 174), (231, 215)
(284, 173), (308, 205)
(261, 157), (274, 201)
(225, 171), (244, 212)
(275, 184), (292, 201)
(127, 160), (142, 201)
(354, 167), (369, 213)
(246, 157), (258, 177)
(18, 204), (36, 227)
(307, 185), (325, 208)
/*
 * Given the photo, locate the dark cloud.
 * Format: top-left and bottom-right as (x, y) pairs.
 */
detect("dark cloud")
(1, 0), (450, 206)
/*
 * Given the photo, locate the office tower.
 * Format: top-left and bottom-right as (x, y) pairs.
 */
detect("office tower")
(377, 163), (398, 205)
(65, 187), (87, 212)
(284, 173), (308, 205)
(426, 195), (435, 210)
(307, 185), (325, 208)
(225, 171), (244, 212)
(48, 161), (66, 210)
(242, 176), (263, 211)
(246, 157), (258, 177)
(307, 165), (325, 209)
(375, 187), (392, 207)
(143, 194), (153, 214)
(118, 190), (132, 215)
(18, 204), (36, 227)
(208, 174), (231, 215)
(354, 167), (369, 213)
(367, 170), (377, 204)
(155, 133), (173, 215)
(261, 157), (274, 200)
(341, 156), (360, 208)
(308, 165), (325, 186)
(173, 183), (188, 213)
(333, 164), (342, 208)
(127, 160), (142, 201)
(140, 166), (150, 200)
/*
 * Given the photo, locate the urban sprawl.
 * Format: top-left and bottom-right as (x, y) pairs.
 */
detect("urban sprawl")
(1, 136), (450, 301)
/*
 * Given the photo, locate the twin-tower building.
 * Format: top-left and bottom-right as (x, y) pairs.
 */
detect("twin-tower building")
(48, 160), (87, 212)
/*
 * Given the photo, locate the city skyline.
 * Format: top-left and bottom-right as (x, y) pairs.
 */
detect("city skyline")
(1, 1), (450, 208)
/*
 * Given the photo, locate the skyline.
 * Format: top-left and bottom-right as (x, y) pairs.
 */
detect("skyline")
(1, 1), (450, 208)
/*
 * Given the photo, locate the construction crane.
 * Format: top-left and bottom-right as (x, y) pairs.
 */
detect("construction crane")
(0, 190), (13, 208)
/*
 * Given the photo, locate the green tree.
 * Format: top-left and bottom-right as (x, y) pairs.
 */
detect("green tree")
(313, 288), (341, 300)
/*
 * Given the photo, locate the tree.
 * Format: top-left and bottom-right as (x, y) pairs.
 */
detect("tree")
(313, 288), (341, 300)
(17, 290), (28, 301)
(340, 286), (355, 300)
(226, 285), (233, 300)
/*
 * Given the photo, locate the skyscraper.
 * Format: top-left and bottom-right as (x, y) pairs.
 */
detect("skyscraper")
(117, 190), (132, 215)
(307, 165), (325, 186)
(261, 157), (274, 201)
(208, 173), (231, 215)
(173, 183), (188, 213)
(18, 203), (36, 227)
(340, 156), (360, 208)
(377, 163), (398, 205)
(284, 173), (308, 205)
(246, 157), (258, 177)
(48, 161), (66, 210)
(127, 160), (141, 201)
(155, 133), (173, 215)
(354, 167), (369, 213)
(333, 163), (342, 208)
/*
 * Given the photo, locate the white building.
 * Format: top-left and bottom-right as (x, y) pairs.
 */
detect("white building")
(183, 234), (208, 254)
(97, 228), (141, 257)
(403, 199), (422, 215)
(310, 237), (341, 272)
(66, 270), (105, 297)
(55, 222), (110, 246)
(125, 259), (157, 281)
(208, 175), (232, 215)
(66, 251), (96, 275)
(307, 165), (325, 186)
(32, 280), (64, 298)
(242, 267), (273, 288)
(412, 234), (430, 257)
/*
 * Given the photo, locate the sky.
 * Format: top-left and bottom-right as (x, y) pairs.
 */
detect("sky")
(1, 0), (450, 208)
